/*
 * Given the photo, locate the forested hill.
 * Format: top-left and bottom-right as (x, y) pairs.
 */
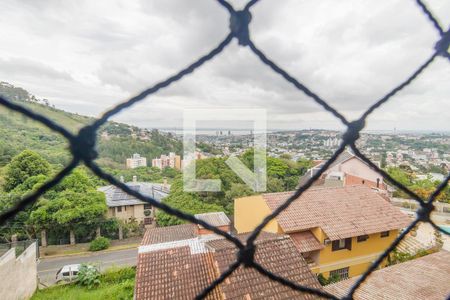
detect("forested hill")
(0, 82), (181, 168)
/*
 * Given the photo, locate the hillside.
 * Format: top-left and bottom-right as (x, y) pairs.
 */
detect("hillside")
(0, 82), (182, 168)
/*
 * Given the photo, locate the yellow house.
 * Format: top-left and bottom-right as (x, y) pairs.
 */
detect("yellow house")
(234, 185), (411, 279)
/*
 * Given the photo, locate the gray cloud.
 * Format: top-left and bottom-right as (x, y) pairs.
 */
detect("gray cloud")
(0, 0), (448, 131)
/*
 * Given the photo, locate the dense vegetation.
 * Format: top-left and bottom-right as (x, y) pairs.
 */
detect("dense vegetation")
(0, 150), (177, 244)
(156, 150), (313, 226)
(387, 166), (449, 203)
(0, 82), (182, 169)
(31, 266), (135, 300)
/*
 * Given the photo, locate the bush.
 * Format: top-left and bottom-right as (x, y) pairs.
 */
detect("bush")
(77, 264), (100, 289)
(101, 266), (136, 284)
(89, 237), (110, 251)
(317, 273), (341, 286)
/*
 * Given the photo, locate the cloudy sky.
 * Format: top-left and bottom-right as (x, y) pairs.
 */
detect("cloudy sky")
(0, 0), (449, 131)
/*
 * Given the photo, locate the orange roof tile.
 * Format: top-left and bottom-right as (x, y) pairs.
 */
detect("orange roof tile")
(289, 231), (324, 253)
(325, 251), (450, 299)
(140, 223), (196, 246)
(263, 185), (410, 240)
(136, 231), (323, 299)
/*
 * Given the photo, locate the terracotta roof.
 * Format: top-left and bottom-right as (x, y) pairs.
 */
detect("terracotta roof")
(205, 231), (282, 250)
(140, 224), (196, 246)
(211, 236), (323, 300)
(136, 230), (323, 299)
(135, 246), (221, 300)
(289, 231), (324, 253)
(263, 185), (410, 240)
(195, 212), (231, 228)
(325, 251), (450, 300)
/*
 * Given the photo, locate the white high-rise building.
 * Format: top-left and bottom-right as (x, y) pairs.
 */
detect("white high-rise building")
(126, 153), (147, 169)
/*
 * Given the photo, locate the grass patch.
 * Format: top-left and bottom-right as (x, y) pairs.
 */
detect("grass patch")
(32, 267), (135, 300)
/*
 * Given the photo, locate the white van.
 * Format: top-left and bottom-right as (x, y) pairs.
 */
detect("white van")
(55, 264), (81, 283)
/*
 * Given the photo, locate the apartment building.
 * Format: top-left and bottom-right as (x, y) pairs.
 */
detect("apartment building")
(234, 185), (411, 280)
(151, 152), (181, 170)
(126, 153), (147, 169)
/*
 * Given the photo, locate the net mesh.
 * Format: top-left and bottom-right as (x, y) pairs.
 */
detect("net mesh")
(0, 0), (449, 299)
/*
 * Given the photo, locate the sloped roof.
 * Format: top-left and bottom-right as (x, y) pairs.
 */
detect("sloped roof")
(99, 182), (169, 207)
(136, 229), (323, 299)
(195, 212), (231, 228)
(289, 231), (324, 253)
(297, 150), (359, 187)
(211, 236), (323, 300)
(135, 246), (221, 300)
(263, 185), (411, 240)
(325, 251), (450, 300)
(140, 223), (196, 246)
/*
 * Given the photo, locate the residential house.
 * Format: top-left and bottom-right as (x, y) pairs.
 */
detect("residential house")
(325, 251), (450, 299)
(234, 185), (411, 280)
(126, 153), (147, 169)
(134, 212), (322, 299)
(99, 179), (169, 226)
(299, 150), (388, 193)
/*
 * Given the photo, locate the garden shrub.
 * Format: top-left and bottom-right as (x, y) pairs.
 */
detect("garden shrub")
(77, 264), (100, 289)
(101, 266), (136, 284)
(89, 237), (110, 251)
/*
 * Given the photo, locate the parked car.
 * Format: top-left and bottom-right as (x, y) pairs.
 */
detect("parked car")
(55, 264), (97, 283)
(56, 264), (80, 283)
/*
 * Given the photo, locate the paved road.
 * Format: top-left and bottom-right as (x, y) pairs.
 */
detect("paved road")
(38, 248), (138, 286)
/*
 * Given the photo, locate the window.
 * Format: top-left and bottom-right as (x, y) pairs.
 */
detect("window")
(144, 204), (152, 210)
(332, 238), (351, 251)
(381, 231), (390, 238)
(329, 267), (349, 280)
(144, 217), (152, 225)
(357, 235), (369, 242)
(117, 206), (122, 212)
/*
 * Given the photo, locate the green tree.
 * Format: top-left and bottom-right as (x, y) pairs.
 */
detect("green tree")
(29, 168), (107, 245)
(4, 150), (50, 191)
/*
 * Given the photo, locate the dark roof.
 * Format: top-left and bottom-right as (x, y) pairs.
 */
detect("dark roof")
(263, 185), (410, 240)
(136, 230), (323, 299)
(325, 251), (450, 300)
(141, 224), (196, 246)
(99, 182), (169, 207)
(289, 231), (324, 253)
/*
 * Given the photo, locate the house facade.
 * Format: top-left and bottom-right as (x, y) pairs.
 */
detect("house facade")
(234, 185), (411, 280)
(299, 150), (389, 193)
(99, 180), (169, 226)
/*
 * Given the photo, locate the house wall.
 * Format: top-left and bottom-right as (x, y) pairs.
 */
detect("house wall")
(313, 230), (398, 278)
(0, 242), (37, 300)
(334, 158), (384, 187)
(107, 204), (148, 223)
(345, 174), (386, 190)
(234, 193), (398, 279)
(234, 195), (280, 234)
(197, 225), (230, 235)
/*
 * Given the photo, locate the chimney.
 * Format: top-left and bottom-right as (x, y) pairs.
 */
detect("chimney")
(120, 176), (124, 183)
(133, 175), (137, 183)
